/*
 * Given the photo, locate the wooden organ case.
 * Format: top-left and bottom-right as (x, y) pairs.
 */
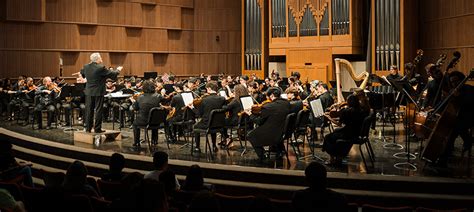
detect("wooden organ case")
(242, 0), (364, 82)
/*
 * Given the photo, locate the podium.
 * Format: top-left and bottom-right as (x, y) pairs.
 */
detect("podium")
(74, 130), (122, 145)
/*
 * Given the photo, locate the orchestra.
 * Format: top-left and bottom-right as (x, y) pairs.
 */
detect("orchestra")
(0, 50), (471, 170)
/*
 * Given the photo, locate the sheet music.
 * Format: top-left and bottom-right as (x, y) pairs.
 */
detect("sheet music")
(181, 92), (194, 106)
(280, 94), (288, 99)
(310, 99), (324, 118)
(219, 90), (228, 98)
(240, 96), (254, 111)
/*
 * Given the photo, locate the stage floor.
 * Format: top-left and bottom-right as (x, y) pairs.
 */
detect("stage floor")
(0, 117), (472, 178)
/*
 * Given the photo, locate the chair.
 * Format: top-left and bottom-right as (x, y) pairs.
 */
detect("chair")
(215, 193), (255, 212)
(415, 207), (470, 212)
(270, 198), (293, 212)
(192, 109), (227, 160)
(90, 196), (111, 212)
(137, 107), (170, 150)
(173, 107), (196, 149)
(19, 185), (43, 212)
(279, 113), (296, 165)
(97, 179), (128, 201)
(292, 109), (311, 159)
(40, 169), (65, 188)
(86, 177), (100, 196)
(63, 194), (93, 212)
(335, 111), (376, 170)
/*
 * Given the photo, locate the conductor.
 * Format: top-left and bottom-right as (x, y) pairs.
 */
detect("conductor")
(81, 53), (122, 133)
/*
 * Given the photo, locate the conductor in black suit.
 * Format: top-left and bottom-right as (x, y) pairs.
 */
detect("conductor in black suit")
(80, 53), (122, 133)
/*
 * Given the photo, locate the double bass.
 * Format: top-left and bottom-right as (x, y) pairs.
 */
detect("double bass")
(421, 68), (473, 162)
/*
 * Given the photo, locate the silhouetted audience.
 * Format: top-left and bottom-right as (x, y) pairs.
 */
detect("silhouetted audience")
(292, 162), (348, 212)
(247, 196), (274, 212)
(0, 140), (34, 187)
(0, 188), (26, 212)
(144, 151), (180, 190)
(110, 178), (168, 212)
(182, 164), (213, 192)
(159, 170), (178, 198)
(188, 191), (220, 212)
(102, 153), (126, 182)
(62, 160), (99, 198)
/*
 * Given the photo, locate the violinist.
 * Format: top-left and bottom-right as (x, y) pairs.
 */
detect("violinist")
(304, 80), (334, 142)
(286, 87), (303, 114)
(5, 77), (29, 121)
(165, 83), (186, 142)
(132, 80), (163, 147)
(219, 79), (233, 98)
(243, 87), (290, 162)
(221, 84), (248, 147)
(189, 81), (226, 153)
(323, 95), (368, 165)
(34, 77), (58, 129)
(439, 71), (474, 165)
(119, 78), (137, 128)
(240, 75), (249, 88)
(248, 82), (265, 104)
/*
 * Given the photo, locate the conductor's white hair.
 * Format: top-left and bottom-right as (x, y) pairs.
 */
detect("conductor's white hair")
(90, 53), (101, 62)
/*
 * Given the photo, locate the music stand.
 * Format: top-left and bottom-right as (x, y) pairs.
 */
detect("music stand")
(390, 79), (418, 171)
(144, 72), (157, 80)
(60, 85), (80, 132)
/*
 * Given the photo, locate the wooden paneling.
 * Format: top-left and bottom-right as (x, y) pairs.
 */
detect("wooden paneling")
(286, 48), (332, 82)
(419, 0), (474, 75)
(6, 0), (45, 21)
(0, 0), (242, 78)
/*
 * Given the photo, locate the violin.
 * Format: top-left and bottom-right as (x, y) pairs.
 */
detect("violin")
(327, 102), (348, 118)
(192, 93), (210, 107)
(250, 99), (271, 114)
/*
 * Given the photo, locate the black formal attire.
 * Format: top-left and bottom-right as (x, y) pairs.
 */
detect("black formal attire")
(442, 84), (474, 160)
(80, 62), (120, 132)
(34, 86), (58, 129)
(308, 91), (334, 141)
(323, 105), (368, 158)
(251, 91), (265, 104)
(167, 93), (185, 140)
(422, 78), (442, 109)
(292, 187), (348, 212)
(132, 93), (162, 145)
(289, 99), (303, 114)
(386, 73), (402, 81)
(192, 93), (226, 150)
(222, 98), (242, 139)
(6, 85), (31, 121)
(248, 98), (290, 159)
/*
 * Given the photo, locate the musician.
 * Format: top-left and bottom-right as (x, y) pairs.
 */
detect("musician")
(248, 82), (265, 104)
(102, 79), (117, 122)
(353, 88), (371, 113)
(240, 75), (249, 88)
(304, 81), (334, 142)
(165, 83), (186, 142)
(441, 71), (474, 164)
(221, 84), (248, 147)
(163, 76), (176, 95)
(323, 95), (368, 165)
(421, 63), (443, 109)
(34, 77), (58, 129)
(80, 53), (122, 133)
(5, 78), (28, 121)
(119, 79), (138, 128)
(219, 79), (233, 98)
(286, 87), (303, 114)
(132, 80), (163, 147)
(244, 87), (290, 162)
(190, 81), (226, 153)
(386, 65), (402, 81)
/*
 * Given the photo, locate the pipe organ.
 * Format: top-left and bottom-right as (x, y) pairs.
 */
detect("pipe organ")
(243, 0), (363, 81)
(374, 0), (400, 71)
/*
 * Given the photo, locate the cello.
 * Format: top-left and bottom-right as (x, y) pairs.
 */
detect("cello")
(421, 69), (474, 162)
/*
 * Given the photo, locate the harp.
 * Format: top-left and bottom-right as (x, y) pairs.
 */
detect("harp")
(334, 58), (370, 103)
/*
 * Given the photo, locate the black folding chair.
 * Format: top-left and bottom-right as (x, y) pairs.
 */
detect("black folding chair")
(192, 109), (226, 160)
(137, 107), (170, 150)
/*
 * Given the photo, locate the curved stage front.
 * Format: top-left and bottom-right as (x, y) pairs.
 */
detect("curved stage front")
(1, 126), (474, 208)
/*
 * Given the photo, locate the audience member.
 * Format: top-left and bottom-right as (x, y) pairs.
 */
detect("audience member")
(0, 140), (34, 187)
(0, 188), (26, 212)
(110, 178), (168, 212)
(144, 151), (180, 190)
(292, 162), (348, 212)
(101, 153), (126, 182)
(159, 170), (178, 198)
(62, 160), (99, 198)
(182, 164), (213, 192)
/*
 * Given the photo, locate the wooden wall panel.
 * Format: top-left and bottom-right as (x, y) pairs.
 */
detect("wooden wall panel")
(419, 0), (474, 75)
(0, 0), (242, 78)
(6, 0), (45, 21)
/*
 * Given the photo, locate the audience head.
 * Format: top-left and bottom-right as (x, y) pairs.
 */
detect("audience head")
(90, 53), (102, 64)
(142, 80), (156, 94)
(183, 164), (204, 191)
(305, 162), (327, 190)
(63, 160), (88, 189)
(109, 153), (125, 173)
(159, 170), (177, 196)
(153, 151), (169, 170)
